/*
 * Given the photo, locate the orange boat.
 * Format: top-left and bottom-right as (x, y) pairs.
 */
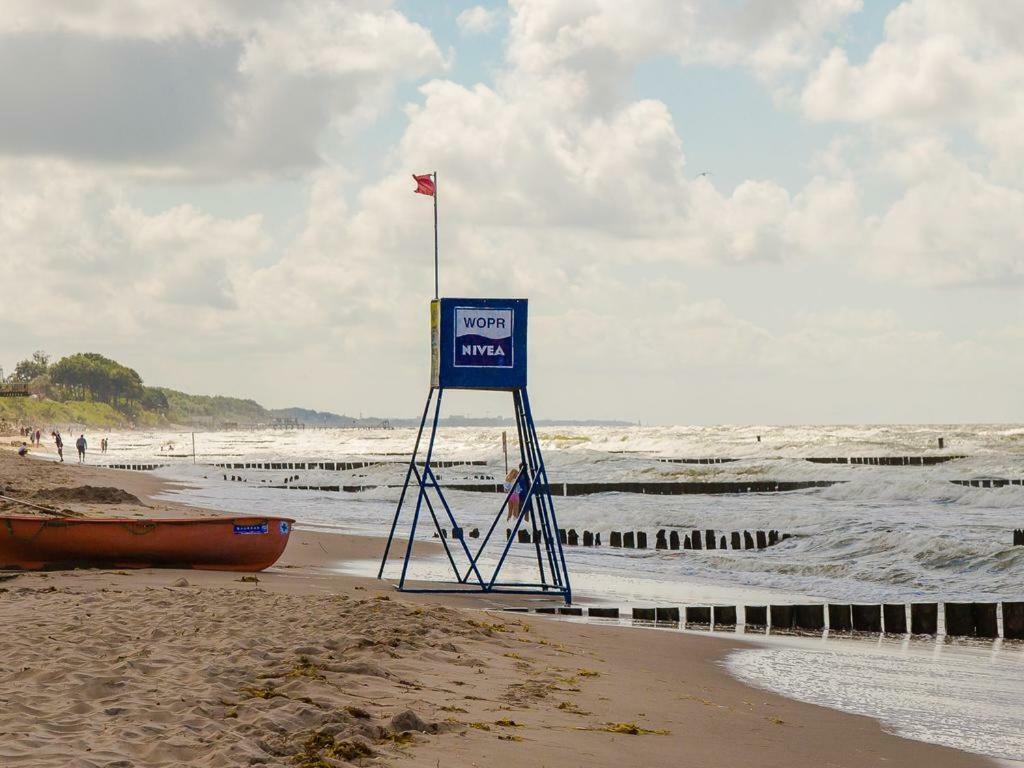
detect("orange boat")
(0, 515), (294, 572)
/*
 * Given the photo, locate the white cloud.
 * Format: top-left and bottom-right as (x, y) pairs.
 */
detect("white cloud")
(801, 0), (1024, 182)
(507, 0), (861, 81)
(0, 1), (444, 178)
(457, 6), (500, 35)
(0, 161), (271, 322)
(865, 152), (1024, 286)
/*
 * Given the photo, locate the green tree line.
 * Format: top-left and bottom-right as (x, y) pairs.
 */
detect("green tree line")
(2, 351), (168, 413)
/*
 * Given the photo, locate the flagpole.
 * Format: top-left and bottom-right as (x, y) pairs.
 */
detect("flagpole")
(433, 171), (439, 299)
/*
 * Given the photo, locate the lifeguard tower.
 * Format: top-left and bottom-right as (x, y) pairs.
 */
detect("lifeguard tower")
(377, 297), (572, 603)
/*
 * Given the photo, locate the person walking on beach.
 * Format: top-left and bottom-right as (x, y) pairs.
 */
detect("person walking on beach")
(34, 429), (41, 445)
(53, 431), (64, 462)
(76, 434), (87, 463)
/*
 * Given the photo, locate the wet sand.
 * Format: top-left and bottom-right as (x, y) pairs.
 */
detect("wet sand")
(0, 444), (996, 767)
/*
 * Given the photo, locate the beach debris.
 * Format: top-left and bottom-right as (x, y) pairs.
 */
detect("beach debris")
(240, 684), (282, 700)
(557, 701), (591, 715)
(170, 577), (190, 588)
(239, 575), (259, 584)
(290, 656), (325, 681)
(580, 721), (670, 736)
(296, 731), (375, 767)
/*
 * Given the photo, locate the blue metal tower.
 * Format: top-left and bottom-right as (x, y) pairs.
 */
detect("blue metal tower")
(377, 298), (572, 604)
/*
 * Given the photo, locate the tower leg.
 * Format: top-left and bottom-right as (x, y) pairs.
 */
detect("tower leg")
(522, 388), (572, 602)
(397, 389), (444, 589)
(378, 389), (434, 579)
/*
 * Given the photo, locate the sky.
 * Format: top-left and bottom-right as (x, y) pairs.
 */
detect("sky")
(1, 0), (1023, 425)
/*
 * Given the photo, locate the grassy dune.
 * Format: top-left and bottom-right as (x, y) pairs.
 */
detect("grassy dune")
(0, 398), (161, 429)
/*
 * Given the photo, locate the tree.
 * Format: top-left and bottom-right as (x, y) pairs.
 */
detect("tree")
(141, 387), (169, 412)
(49, 353), (144, 408)
(13, 350), (50, 382)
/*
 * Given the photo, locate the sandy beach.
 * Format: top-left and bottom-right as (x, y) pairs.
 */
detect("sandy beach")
(0, 445), (996, 767)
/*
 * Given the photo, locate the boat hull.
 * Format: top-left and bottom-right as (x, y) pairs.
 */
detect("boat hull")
(0, 515), (294, 572)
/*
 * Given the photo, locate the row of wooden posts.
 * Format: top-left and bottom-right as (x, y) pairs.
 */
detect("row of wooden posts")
(1014, 529), (1024, 545)
(953, 479), (1024, 488)
(272, 480), (839, 495)
(214, 459), (486, 471)
(806, 455), (964, 465)
(205, 456), (970, 470)
(513, 601), (1024, 639)
(428, 527), (788, 551)
(609, 528), (788, 550)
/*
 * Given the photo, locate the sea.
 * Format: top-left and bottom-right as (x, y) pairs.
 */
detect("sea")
(91, 423), (1024, 763)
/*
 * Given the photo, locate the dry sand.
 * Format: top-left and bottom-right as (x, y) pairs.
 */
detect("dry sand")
(0, 444), (996, 767)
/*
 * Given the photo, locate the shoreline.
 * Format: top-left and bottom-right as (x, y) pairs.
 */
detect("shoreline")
(0, 445), (998, 766)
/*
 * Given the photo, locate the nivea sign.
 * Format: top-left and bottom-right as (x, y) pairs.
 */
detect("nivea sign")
(432, 298), (527, 390)
(454, 307), (514, 368)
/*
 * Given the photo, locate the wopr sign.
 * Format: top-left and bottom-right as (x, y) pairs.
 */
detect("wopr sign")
(454, 307), (514, 368)
(431, 298), (527, 390)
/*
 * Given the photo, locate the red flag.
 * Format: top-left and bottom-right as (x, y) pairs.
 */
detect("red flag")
(413, 173), (435, 196)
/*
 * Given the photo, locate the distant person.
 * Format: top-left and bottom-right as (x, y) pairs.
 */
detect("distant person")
(17, 442), (28, 457)
(53, 431), (64, 463)
(76, 434), (87, 463)
(34, 429), (41, 445)
(505, 468), (522, 521)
